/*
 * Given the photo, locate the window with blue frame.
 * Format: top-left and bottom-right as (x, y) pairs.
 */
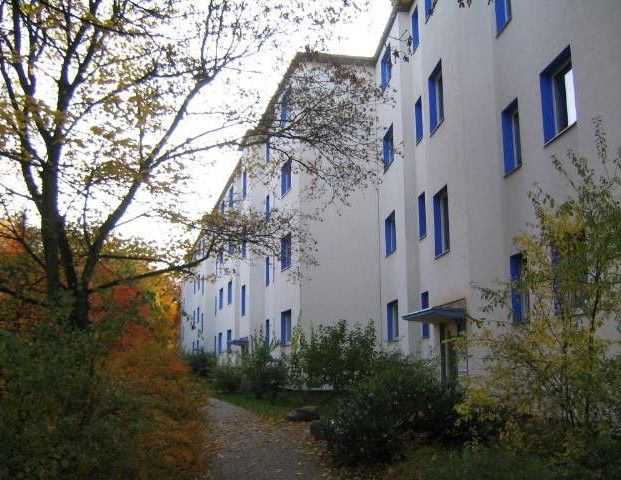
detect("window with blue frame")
(418, 193), (427, 239)
(218, 288), (223, 309)
(228, 185), (234, 207)
(380, 46), (392, 90)
(510, 253), (528, 324)
(411, 7), (419, 51)
(281, 160), (292, 196)
(220, 201), (225, 214)
(425, 0), (435, 21)
(226, 329), (232, 353)
(383, 125), (394, 171)
(540, 46), (576, 143)
(495, 0), (511, 34)
(228, 241), (235, 254)
(387, 300), (399, 341)
(385, 211), (397, 256)
(265, 194), (271, 220)
(241, 240), (247, 258)
(227, 280), (232, 305)
(428, 60), (444, 133)
(281, 234), (292, 270)
(415, 97), (423, 143)
(265, 256), (270, 286)
(242, 170), (248, 199)
(421, 291), (430, 338)
(280, 89), (290, 125)
(214, 296), (217, 315)
(281, 309), (292, 345)
(218, 332), (222, 354)
(501, 99), (522, 175)
(241, 285), (246, 316)
(265, 319), (270, 345)
(433, 186), (450, 257)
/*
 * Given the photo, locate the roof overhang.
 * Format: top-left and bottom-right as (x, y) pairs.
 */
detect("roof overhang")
(228, 337), (249, 347)
(402, 307), (466, 325)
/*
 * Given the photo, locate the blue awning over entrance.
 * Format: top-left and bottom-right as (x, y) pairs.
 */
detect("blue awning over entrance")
(402, 307), (466, 325)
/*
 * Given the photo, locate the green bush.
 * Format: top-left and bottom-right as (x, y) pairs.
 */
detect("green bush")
(213, 360), (243, 393)
(323, 354), (463, 465)
(185, 351), (216, 378)
(415, 447), (566, 480)
(241, 330), (287, 402)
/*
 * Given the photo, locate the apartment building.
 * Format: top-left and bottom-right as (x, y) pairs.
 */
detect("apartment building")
(181, 0), (621, 379)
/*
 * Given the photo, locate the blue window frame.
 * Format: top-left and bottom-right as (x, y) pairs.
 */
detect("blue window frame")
(510, 253), (528, 324)
(241, 240), (247, 258)
(242, 170), (248, 199)
(281, 160), (292, 196)
(415, 97), (423, 143)
(383, 125), (394, 171)
(281, 309), (292, 345)
(226, 329), (232, 353)
(387, 300), (399, 341)
(502, 99), (522, 175)
(281, 234), (292, 270)
(495, 0), (511, 34)
(265, 319), (270, 346)
(380, 46), (392, 90)
(214, 296), (217, 315)
(228, 241), (235, 254)
(228, 185), (234, 207)
(220, 201), (225, 214)
(425, 0), (434, 21)
(227, 280), (232, 305)
(418, 193), (427, 239)
(421, 291), (430, 338)
(241, 285), (246, 316)
(265, 256), (270, 286)
(265, 194), (271, 220)
(428, 60), (444, 133)
(540, 46), (576, 143)
(218, 288), (223, 309)
(218, 332), (222, 354)
(411, 7), (419, 51)
(280, 90), (290, 125)
(433, 186), (450, 257)
(385, 211), (397, 256)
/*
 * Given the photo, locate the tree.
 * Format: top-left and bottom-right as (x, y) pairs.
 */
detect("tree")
(463, 120), (621, 469)
(0, 0), (381, 330)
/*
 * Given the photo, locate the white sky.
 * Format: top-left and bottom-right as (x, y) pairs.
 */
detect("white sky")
(121, 1), (392, 243)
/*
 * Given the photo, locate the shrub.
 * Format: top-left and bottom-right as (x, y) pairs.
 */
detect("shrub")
(323, 354), (462, 465)
(241, 330), (287, 402)
(186, 351), (216, 378)
(213, 360), (243, 394)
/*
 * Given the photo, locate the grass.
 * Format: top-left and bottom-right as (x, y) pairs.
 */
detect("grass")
(210, 390), (303, 418)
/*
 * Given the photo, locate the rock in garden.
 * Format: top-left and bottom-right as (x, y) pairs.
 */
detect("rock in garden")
(286, 405), (320, 422)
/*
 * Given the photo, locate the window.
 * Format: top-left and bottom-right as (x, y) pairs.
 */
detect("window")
(428, 61), (444, 133)
(242, 170), (248, 199)
(218, 288), (223, 309)
(421, 291), (430, 338)
(495, 0), (511, 34)
(220, 201), (225, 214)
(510, 254), (528, 324)
(265, 256), (270, 286)
(425, 0), (435, 21)
(227, 280), (232, 305)
(241, 285), (246, 316)
(281, 160), (291, 196)
(418, 193), (427, 239)
(411, 7), (419, 51)
(228, 185), (234, 207)
(281, 234), (292, 270)
(228, 241), (235, 254)
(383, 125), (394, 171)
(241, 240), (247, 258)
(501, 99), (522, 175)
(433, 186), (450, 257)
(280, 90), (290, 125)
(265, 194), (271, 220)
(281, 309), (292, 345)
(540, 46), (576, 143)
(214, 296), (217, 315)
(218, 332), (222, 354)
(226, 329), (232, 353)
(380, 46), (392, 90)
(415, 97), (423, 143)
(265, 319), (270, 346)
(387, 300), (399, 341)
(385, 211), (397, 256)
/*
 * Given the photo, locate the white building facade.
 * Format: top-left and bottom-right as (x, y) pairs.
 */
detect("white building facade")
(181, 0), (621, 379)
